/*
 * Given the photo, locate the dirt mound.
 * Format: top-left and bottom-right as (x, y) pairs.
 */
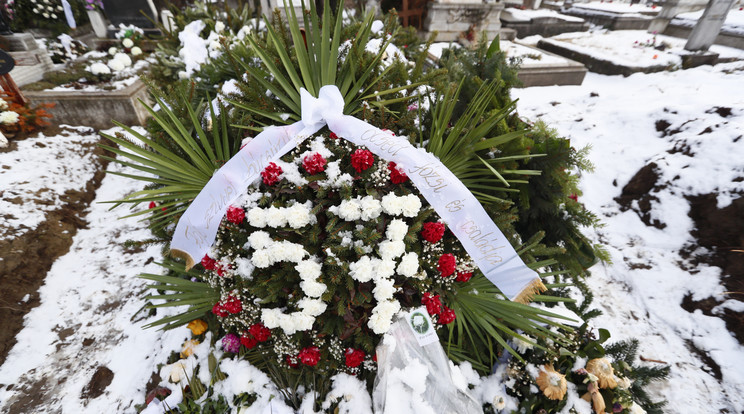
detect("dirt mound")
(681, 193), (744, 345)
(0, 134), (114, 366)
(614, 162), (666, 229)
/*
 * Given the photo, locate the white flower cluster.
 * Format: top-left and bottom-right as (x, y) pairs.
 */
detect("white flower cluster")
(88, 62), (111, 76)
(0, 110), (19, 125)
(329, 196), (382, 222)
(247, 201), (314, 229)
(347, 219), (420, 334)
(252, 231), (328, 335)
(107, 52), (132, 72)
(381, 193), (422, 217)
(30, 0), (61, 19)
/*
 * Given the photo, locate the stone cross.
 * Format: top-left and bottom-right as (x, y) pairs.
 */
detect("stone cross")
(684, 0), (736, 51)
(647, 0), (708, 34)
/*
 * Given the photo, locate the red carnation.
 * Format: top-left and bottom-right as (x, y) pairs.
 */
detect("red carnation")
(388, 162), (409, 184)
(298, 346), (321, 367)
(201, 254), (217, 271)
(249, 323), (271, 342)
(329, 132), (339, 140)
(148, 201), (157, 209)
(302, 152), (327, 175)
(569, 194), (578, 202)
(223, 296), (242, 314)
(455, 271), (473, 283)
(226, 206), (245, 224)
(439, 306), (456, 324)
(437, 253), (456, 277)
(240, 334), (258, 349)
(261, 162), (283, 186)
(212, 302), (228, 317)
(345, 348), (365, 368)
(351, 149), (374, 173)
(421, 222), (445, 243)
(422, 292), (442, 316)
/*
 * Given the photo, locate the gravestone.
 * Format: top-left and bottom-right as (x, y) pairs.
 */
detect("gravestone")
(0, 33), (54, 86)
(102, 0), (158, 29)
(647, 0), (708, 34)
(684, 0), (736, 51)
(424, 0), (504, 42)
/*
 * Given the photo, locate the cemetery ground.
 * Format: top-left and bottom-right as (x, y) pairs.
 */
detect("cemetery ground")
(1, 27), (744, 414)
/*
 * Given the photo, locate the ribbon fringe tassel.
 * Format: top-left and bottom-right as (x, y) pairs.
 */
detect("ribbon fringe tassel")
(512, 278), (547, 304)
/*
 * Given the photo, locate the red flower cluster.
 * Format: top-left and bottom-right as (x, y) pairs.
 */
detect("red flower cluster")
(345, 348), (365, 368)
(302, 152), (327, 175)
(439, 306), (456, 324)
(437, 253), (456, 277)
(421, 222), (445, 243)
(212, 295), (242, 317)
(241, 323), (271, 349)
(226, 206), (245, 224)
(351, 149), (374, 173)
(388, 162), (409, 184)
(261, 162), (283, 185)
(455, 271), (472, 283)
(201, 254), (226, 276)
(329, 132), (339, 140)
(422, 292), (442, 315)
(298, 346), (321, 367)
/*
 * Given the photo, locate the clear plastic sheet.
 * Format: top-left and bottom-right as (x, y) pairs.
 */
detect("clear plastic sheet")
(372, 310), (482, 414)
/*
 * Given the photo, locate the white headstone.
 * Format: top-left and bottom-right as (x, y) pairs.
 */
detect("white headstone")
(684, 0), (736, 51)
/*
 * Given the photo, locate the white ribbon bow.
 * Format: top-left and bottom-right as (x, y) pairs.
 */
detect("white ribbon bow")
(171, 85), (542, 301)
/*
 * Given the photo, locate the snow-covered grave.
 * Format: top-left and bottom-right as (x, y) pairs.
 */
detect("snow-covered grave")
(536, 30), (744, 75)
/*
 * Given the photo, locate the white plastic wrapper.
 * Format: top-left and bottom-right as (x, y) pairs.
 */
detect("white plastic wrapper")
(372, 308), (483, 414)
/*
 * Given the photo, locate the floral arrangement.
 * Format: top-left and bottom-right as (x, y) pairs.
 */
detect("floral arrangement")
(7, 0), (88, 35)
(28, 0), (63, 21)
(83, 0), (103, 11)
(189, 130), (484, 377)
(44, 34), (89, 64)
(0, 93), (54, 140)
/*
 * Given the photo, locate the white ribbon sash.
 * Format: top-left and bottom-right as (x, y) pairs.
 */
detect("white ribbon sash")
(171, 85), (541, 301)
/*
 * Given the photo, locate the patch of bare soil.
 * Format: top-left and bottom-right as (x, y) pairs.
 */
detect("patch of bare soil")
(681, 193), (744, 345)
(0, 131), (114, 366)
(614, 162), (667, 229)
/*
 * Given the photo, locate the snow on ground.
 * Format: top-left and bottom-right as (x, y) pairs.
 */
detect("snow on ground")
(540, 30), (744, 68)
(0, 129), (187, 413)
(503, 7), (585, 22)
(0, 127), (100, 240)
(513, 61), (744, 413)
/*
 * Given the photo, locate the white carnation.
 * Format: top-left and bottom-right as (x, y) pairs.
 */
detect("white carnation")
(401, 194), (422, 217)
(0, 111), (20, 125)
(293, 312), (315, 332)
(122, 38), (134, 48)
(265, 206), (287, 228)
(131, 46), (143, 56)
(380, 193), (403, 215)
(278, 314), (298, 335)
(0, 99), (7, 110)
(301, 280), (327, 298)
(282, 242), (306, 263)
(349, 256), (376, 283)
(378, 240), (405, 260)
(359, 196), (382, 221)
(251, 249), (272, 268)
(286, 203), (312, 228)
(296, 260), (322, 280)
(247, 207), (267, 228)
(337, 199), (362, 221)
(373, 278), (395, 301)
(108, 46), (118, 55)
(261, 308), (283, 329)
(385, 219), (408, 241)
(88, 62), (111, 75)
(215, 21), (225, 33)
(248, 231), (272, 250)
(376, 259), (396, 279)
(396, 252), (419, 277)
(298, 298), (327, 316)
